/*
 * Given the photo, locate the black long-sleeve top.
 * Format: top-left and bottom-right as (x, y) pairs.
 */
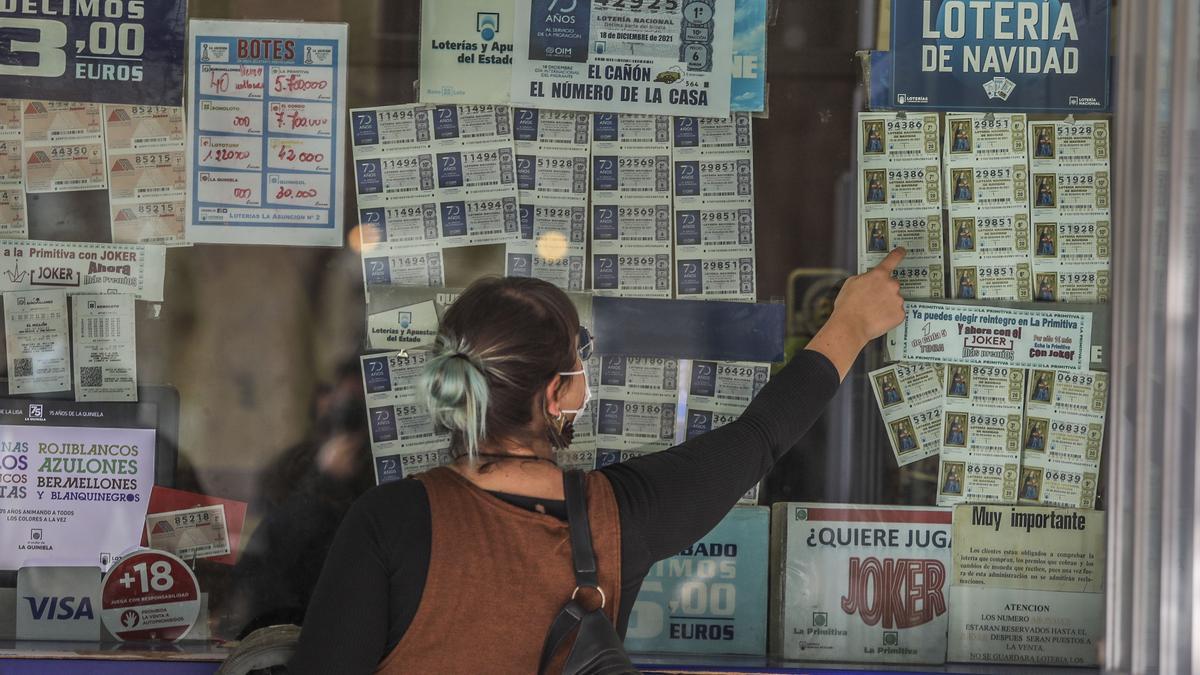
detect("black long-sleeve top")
(289, 349), (841, 674)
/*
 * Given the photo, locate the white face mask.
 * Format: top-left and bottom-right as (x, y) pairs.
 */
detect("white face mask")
(557, 367), (592, 417)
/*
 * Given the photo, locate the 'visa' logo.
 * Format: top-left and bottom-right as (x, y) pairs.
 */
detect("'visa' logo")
(24, 596), (95, 621)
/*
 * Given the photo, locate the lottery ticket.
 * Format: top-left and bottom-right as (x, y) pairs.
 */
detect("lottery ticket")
(937, 366), (1026, 506)
(22, 101), (102, 144)
(592, 114), (672, 151)
(349, 105), (434, 156)
(860, 164), (941, 221)
(1030, 217), (1111, 266)
(592, 248), (673, 298)
(105, 106), (188, 246)
(598, 356), (679, 402)
(1032, 267), (1111, 303)
(145, 505), (231, 560)
(0, 188), (27, 239)
(429, 104), (512, 146)
(673, 155), (754, 205)
(675, 251), (756, 302)
(949, 261), (1033, 302)
(947, 212), (1031, 263)
(943, 113), (1028, 169)
(682, 360), (771, 411)
(362, 243), (446, 288)
(859, 213), (943, 269)
(557, 447), (597, 473)
(375, 448), (454, 484)
(1025, 369), (1109, 424)
(0, 132), (22, 186)
(0, 99), (20, 132)
(432, 194), (522, 248)
(104, 106), (186, 152)
(361, 350), (436, 407)
(72, 294), (137, 402)
(869, 362), (945, 467)
(596, 446), (659, 469)
(947, 161), (1029, 212)
(1017, 452), (1101, 510)
(596, 396), (679, 453)
(358, 202), (442, 248)
(24, 141), (107, 193)
(671, 114), (754, 159)
(3, 289), (70, 395)
(505, 202), (588, 292)
(674, 206), (755, 255)
(1029, 119), (1110, 170)
(514, 109), (592, 150)
(592, 151), (673, 199)
(1030, 169), (1111, 218)
(516, 152), (589, 203)
(431, 143), (518, 194)
(858, 113), (941, 167)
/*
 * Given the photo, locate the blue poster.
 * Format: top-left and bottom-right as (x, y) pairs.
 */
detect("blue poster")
(731, 0), (767, 113)
(0, 1), (187, 105)
(888, 0), (1111, 112)
(186, 20), (347, 247)
(623, 506), (769, 656)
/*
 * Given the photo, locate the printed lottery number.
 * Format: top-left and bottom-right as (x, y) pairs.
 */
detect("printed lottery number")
(593, 0), (681, 11)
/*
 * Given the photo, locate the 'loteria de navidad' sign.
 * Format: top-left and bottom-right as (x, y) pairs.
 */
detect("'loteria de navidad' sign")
(888, 0), (1111, 112)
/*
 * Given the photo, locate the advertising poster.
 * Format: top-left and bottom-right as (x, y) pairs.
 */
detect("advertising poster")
(625, 506), (769, 656)
(770, 503), (953, 664)
(512, 0), (735, 118)
(731, 0), (768, 113)
(0, 398), (156, 571)
(888, 0), (1112, 112)
(895, 301), (1093, 371)
(0, 240), (167, 302)
(948, 505), (1104, 666)
(0, 0), (187, 106)
(419, 0), (515, 104)
(186, 20), (348, 246)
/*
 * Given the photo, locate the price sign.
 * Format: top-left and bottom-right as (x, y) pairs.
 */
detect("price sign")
(100, 549), (200, 641)
(0, 0), (187, 105)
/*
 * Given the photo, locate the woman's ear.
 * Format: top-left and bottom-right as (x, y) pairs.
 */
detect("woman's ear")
(544, 374), (563, 417)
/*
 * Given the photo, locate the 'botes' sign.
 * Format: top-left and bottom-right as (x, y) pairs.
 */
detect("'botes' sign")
(888, 0), (1111, 112)
(0, 0), (187, 105)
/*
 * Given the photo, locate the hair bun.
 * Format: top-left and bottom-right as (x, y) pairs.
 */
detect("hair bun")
(420, 336), (490, 458)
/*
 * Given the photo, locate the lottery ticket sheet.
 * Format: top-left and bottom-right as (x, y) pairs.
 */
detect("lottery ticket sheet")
(3, 290), (70, 395)
(1029, 119), (1112, 303)
(506, 109), (590, 292)
(591, 114), (673, 298)
(72, 294), (137, 402)
(944, 113), (1031, 302)
(857, 113), (944, 298)
(22, 101), (107, 194)
(937, 366), (1026, 506)
(672, 114), (756, 302)
(869, 362), (945, 467)
(0, 100), (26, 238)
(360, 350), (451, 484)
(1020, 369), (1108, 509)
(351, 104), (521, 288)
(105, 105), (188, 246)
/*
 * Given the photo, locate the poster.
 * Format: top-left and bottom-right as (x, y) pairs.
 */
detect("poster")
(0, 398), (157, 571)
(770, 503), (953, 664)
(895, 301), (1093, 371)
(0, 0), (187, 106)
(186, 20), (348, 246)
(0, 99), (26, 238)
(948, 505), (1104, 666)
(731, 0), (768, 113)
(888, 0), (1112, 112)
(512, 0), (735, 118)
(104, 105), (188, 247)
(419, 0), (515, 104)
(625, 506), (769, 656)
(72, 294), (138, 402)
(3, 289), (70, 395)
(0, 240), (167, 302)
(857, 112), (944, 299)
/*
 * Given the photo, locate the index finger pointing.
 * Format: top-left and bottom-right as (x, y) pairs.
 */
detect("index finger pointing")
(874, 247), (907, 275)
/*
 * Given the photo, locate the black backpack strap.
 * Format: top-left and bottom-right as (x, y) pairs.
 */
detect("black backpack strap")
(563, 469), (599, 589)
(538, 599), (586, 675)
